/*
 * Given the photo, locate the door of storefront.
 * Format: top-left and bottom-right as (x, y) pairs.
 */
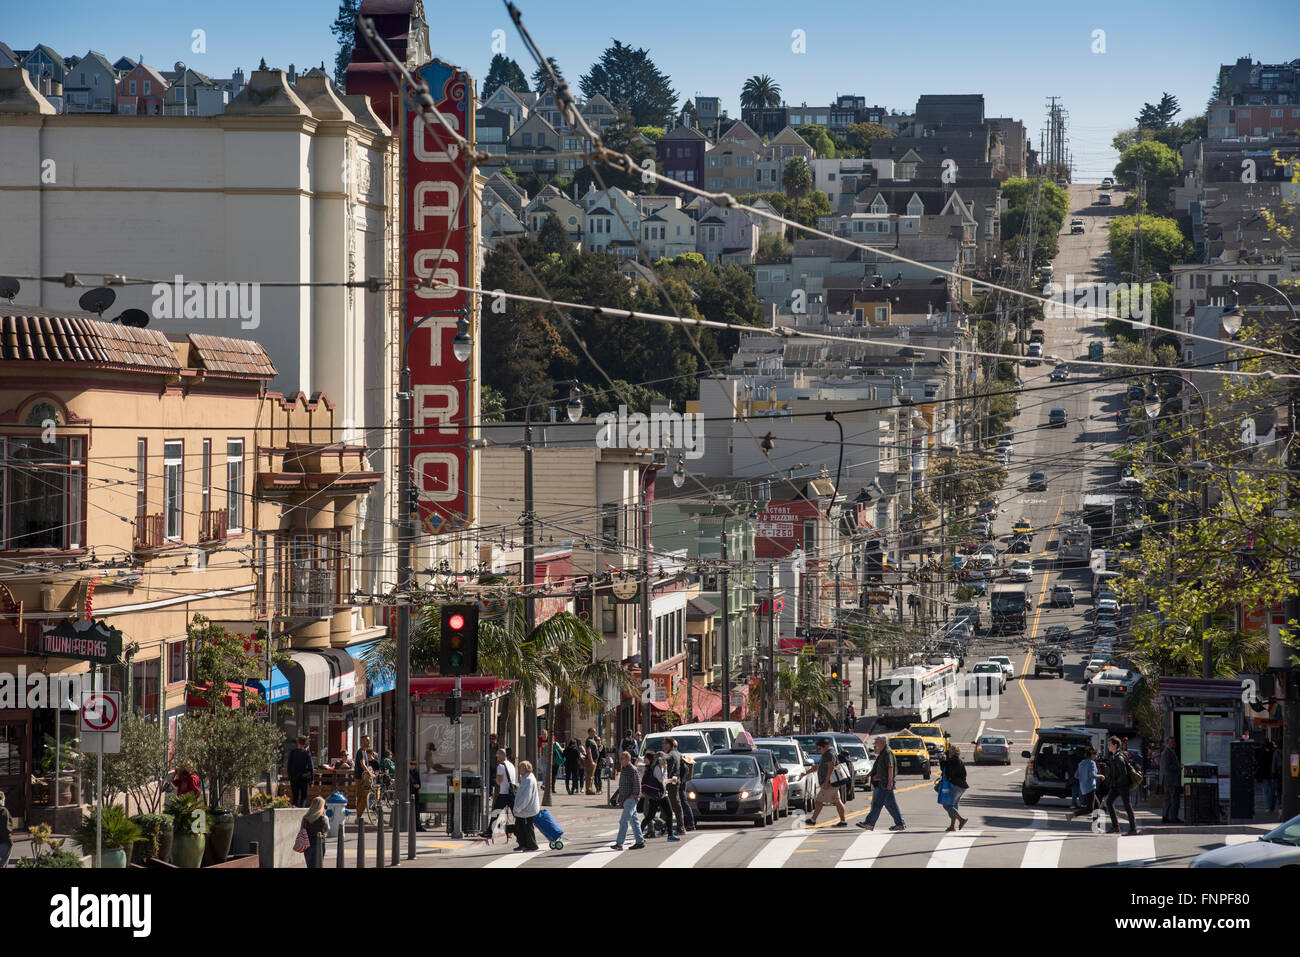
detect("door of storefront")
(0, 717), (32, 819)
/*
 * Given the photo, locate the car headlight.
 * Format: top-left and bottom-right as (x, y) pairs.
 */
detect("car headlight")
(740, 790), (750, 800)
(687, 791), (696, 800)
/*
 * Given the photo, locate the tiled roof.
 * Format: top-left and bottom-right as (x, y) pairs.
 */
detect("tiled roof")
(188, 333), (277, 378)
(0, 311), (179, 369)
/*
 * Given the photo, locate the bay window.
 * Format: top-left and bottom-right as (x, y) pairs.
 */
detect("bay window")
(1, 436), (86, 550)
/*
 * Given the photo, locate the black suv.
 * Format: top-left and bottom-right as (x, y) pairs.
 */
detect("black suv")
(1034, 647), (1065, 679)
(1021, 727), (1104, 805)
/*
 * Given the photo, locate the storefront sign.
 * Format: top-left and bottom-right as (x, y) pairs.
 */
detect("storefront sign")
(404, 59), (476, 535)
(754, 500), (819, 559)
(37, 619), (122, 664)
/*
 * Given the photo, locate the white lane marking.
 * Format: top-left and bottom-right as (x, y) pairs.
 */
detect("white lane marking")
(597, 829), (619, 837)
(483, 849), (541, 868)
(927, 829), (982, 868)
(975, 720), (986, 742)
(570, 846), (624, 868)
(835, 830), (893, 868)
(659, 829), (741, 868)
(1115, 834), (1156, 866)
(1021, 809), (1065, 868)
(747, 828), (812, 868)
(1002, 769), (1021, 776)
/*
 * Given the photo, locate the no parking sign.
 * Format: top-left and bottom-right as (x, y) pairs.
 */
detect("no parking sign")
(80, 691), (121, 753)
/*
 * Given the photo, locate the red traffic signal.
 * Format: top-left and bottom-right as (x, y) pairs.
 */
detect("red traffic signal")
(439, 604), (479, 675)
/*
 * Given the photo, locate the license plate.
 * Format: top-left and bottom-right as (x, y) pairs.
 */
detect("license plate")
(709, 801), (728, 811)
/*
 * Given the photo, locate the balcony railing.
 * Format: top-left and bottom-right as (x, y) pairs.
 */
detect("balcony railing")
(199, 509), (227, 542)
(285, 567), (334, 619)
(133, 513), (165, 550)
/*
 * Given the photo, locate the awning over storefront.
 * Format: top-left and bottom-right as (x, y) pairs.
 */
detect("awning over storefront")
(346, 640), (395, 696)
(314, 648), (356, 704)
(662, 681), (721, 721)
(284, 650), (332, 703)
(249, 666), (290, 705)
(410, 676), (514, 703)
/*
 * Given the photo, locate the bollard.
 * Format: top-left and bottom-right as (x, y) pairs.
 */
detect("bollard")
(376, 800), (384, 869)
(335, 816), (345, 869)
(357, 809), (366, 868)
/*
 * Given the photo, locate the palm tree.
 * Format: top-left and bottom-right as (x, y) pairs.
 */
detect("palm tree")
(740, 74), (781, 111)
(782, 156), (813, 201)
(775, 657), (836, 731)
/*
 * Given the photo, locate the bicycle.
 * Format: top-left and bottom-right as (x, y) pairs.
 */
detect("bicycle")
(361, 772), (396, 827)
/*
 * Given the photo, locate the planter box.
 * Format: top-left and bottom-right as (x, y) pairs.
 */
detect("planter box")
(26, 803), (87, 834)
(231, 807), (303, 869)
(204, 852), (259, 869)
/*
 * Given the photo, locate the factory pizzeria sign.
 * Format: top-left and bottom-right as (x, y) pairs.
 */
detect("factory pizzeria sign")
(37, 618), (123, 665)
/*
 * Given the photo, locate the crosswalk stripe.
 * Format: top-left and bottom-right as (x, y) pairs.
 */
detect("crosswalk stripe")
(659, 830), (740, 868)
(1021, 809), (1064, 868)
(747, 828), (811, 868)
(835, 830), (892, 868)
(571, 846), (623, 868)
(1115, 834), (1156, 866)
(483, 850), (542, 868)
(927, 829), (982, 868)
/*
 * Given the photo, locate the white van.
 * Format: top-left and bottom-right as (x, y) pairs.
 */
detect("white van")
(637, 730), (712, 762)
(671, 721), (747, 754)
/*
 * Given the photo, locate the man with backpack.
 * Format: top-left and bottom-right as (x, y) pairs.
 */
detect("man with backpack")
(1104, 736), (1140, 836)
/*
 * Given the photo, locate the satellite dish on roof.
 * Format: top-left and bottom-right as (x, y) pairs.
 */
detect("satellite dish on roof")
(0, 277), (19, 301)
(78, 288), (117, 316)
(117, 308), (150, 328)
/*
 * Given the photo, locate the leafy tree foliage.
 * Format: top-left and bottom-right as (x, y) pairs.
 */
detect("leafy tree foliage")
(782, 156), (813, 199)
(573, 112), (657, 195)
(1136, 92), (1180, 130)
(531, 57), (564, 95)
(579, 41), (678, 127)
(842, 121), (893, 154)
(483, 53), (529, 97)
(797, 124), (835, 158)
(1113, 140), (1182, 202)
(330, 0), (359, 88)
(1107, 214), (1189, 276)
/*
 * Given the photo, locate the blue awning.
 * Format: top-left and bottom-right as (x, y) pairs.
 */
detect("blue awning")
(347, 640), (394, 697)
(250, 666), (290, 705)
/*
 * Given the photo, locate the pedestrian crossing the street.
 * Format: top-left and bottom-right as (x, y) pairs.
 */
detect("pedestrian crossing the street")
(460, 821), (1263, 869)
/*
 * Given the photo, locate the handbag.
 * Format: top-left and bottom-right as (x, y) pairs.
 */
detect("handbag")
(829, 762), (851, 786)
(293, 822), (310, 853)
(936, 775), (955, 807)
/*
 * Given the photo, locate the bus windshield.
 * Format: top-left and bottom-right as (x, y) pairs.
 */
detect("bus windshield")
(876, 678), (914, 709)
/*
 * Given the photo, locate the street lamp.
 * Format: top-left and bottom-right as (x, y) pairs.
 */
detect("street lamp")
(523, 379), (582, 785)
(672, 457), (686, 488)
(451, 318), (473, 362)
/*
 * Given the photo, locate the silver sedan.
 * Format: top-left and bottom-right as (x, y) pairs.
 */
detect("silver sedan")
(1191, 816), (1300, 867)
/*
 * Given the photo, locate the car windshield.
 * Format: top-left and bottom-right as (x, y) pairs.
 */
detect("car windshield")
(645, 733), (708, 754)
(911, 727), (941, 737)
(978, 736), (1006, 745)
(692, 757), (757, 779)
(837, 741), (869, 759)
(990, 657), (1010, 665)
(1261, 815), (1300, 847)
(892, 738), (923, 750)
(974, 664), (999, 673)
(692, 728), (729, 751)
(757, 742), (800, 763)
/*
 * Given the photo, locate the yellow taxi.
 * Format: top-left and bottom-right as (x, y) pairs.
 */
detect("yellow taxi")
(888, 734), (933, 778)
(1012, 518), (1033, 536)
(907, 724), (951, 764)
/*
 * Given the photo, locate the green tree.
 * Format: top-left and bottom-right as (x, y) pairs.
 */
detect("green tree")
(740, 74), (781, 110)
(843, 121), (893, 153)
(1103, 338), (1178, 376)
(1105, 280), (1172, 340)
(755, 231), (792, 263)
(480, 384), (506, 422)
(330, 0), (359, 88)
(1107, 214), (1189, 276)
(531, 57), (564, 95)
(1113, 140), (1181, 199)
(775, 657), (835, 731)
(637, 126), (665, 141)
(573, 111), (657, 194)
(927, 453), (1007, 511)
(483, 53), (529, 96)
(797, 124), (835, 158)
(98, 713), (171, 814)
(579, 40), (678, 127)
(782, 156), (813, 200)
(1136, 92), (1180, 130)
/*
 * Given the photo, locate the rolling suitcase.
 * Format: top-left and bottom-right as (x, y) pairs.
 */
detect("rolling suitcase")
(535, 808), (564, 849)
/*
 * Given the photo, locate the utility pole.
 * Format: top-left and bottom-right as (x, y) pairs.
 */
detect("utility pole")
(395, 364), (413, 864)
(720, 534), (731, 721)
(766, 570), (776, 735)
(834, 564), (844, 726)
(640, 464), (654, 737)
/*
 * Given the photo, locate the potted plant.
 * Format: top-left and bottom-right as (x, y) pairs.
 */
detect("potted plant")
(204, 806), (235, 865)
(129, 813), (173, 864)
(15, 824), (85, 869)
(165, 793), (206, 868)
(72, 805), (141, 868)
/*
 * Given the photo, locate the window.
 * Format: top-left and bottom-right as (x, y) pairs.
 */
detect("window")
(167, 641), (188, 685)
(163, 440), (183, 540)
(875, 306), (889, 323)
(2, 436), (85, 550)
(143, 80), (150, 94)
(522, 131), (532, 146)
(226, 439), (244, 533)
(136, 438), (148, 527)
(129, 80), (136, 94)
(130, 658), (160, 716)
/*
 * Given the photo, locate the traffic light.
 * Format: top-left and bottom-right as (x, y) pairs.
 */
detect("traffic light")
(445, 695), (462, 722)
(439, 603), (479, 675)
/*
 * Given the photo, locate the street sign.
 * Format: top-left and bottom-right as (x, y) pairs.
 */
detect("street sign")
(79, 691), (121, 754)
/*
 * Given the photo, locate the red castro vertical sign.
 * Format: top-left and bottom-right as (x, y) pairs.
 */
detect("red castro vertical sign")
(403, 59), (475, 534)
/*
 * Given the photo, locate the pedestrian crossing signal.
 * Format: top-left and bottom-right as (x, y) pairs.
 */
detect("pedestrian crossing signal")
(439, 603), (479, 675)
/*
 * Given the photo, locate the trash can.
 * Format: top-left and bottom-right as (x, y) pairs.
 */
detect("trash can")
(325, 789), (350, 837)
(1183, 762), (1219, 826)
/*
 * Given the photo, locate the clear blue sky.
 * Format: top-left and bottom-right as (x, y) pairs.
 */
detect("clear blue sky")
(7, 0), (1297, 180)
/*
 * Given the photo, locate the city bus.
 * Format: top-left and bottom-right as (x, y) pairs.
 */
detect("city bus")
(1084, 667), (1145, 734)
(875, 659), (960, 726)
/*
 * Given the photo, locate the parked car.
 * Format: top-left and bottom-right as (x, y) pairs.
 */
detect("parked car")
(974, 517), (993, 538)
(1051, 584), (1075, 607)
(978, 499), (999, 517)
(639, 731), (714, 761)
(1050, 364), (1070, 381)
(1010, 559), (1034, 582)
(1044, 624), (1072, 642)
(1119, 469), (1141, 490)
(1049, 407), (1068, 427)
(1191, 815), (1300, 867)
(1095, 598), (1121, 619)
(753, 738), (815, 814)
(973, 733), (1012, 765)
(1101, 177), (1115, 188)
(1027, 471), (1047, 491)
(684, 753), (774, 827)
(1084, 656), (1111, 680)
(1029, 329), (1045, 344)
(832, 733), (874, 791)
(672, 721), (748, 754)
(1127, 384), (1146, 401)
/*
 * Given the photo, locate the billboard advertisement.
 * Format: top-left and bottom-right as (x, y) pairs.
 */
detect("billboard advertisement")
(403, 59), (476, 534)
